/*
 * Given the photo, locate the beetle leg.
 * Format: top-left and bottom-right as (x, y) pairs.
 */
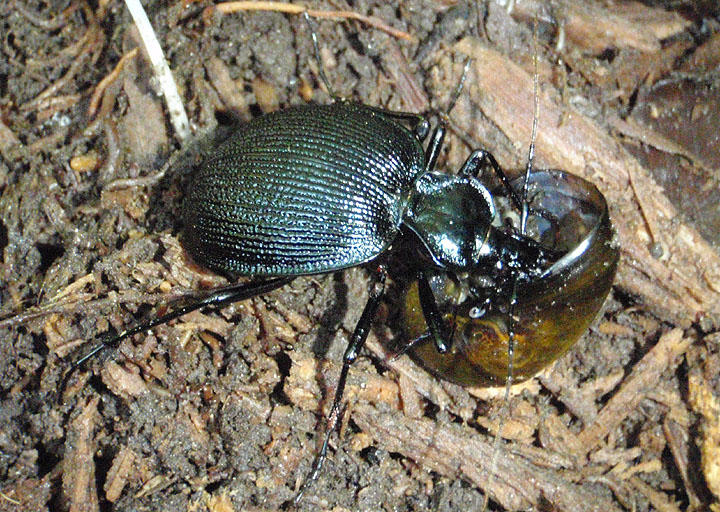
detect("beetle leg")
(416, 269), (451, 354)
(61, 277), (294, 394)
(424, 120), (446, 172)
(387, 269), (458, 362)
(421, 56), (473, 173)
(295, 265), (387, 504)
(361, 105), (431, 141)
(303, 12), (337, 100)
(459, 149), (526, 212)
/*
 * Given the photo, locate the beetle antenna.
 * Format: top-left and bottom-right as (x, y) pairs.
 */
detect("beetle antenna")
(446, 58), (471, 115)
(303, 12), (337, 99)
(521, 19), (540, 234)
(481, 11), (540, 512)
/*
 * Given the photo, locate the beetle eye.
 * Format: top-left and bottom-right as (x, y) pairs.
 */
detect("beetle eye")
(469, 306), (484, 319)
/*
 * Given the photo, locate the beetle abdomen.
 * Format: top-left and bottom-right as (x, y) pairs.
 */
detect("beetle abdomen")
(183, 102), (425, 276)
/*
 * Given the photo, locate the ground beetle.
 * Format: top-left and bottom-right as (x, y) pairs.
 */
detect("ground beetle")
(67, 10), (617, 504)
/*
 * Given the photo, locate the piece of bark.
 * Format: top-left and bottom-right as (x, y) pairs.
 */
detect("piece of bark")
(382, 40), (430, 113)
(102, 360), (148, 398)
(688, 362), (720, 505)
(204, 56), (250, 120)
(509, 0), (690, 54)
(681, 31), (720, 73)
(629, 476), (683, 512)
(365, 337), (474, 420)
(663, 418), (703, 511)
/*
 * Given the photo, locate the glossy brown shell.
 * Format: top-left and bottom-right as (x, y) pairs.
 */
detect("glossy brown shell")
(403, 169), (619, 387)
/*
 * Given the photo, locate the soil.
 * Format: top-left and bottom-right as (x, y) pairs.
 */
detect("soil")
(1, 1), (719, 511)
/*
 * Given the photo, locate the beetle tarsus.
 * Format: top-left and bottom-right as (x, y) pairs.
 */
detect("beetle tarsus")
(61, 277), (295, 399)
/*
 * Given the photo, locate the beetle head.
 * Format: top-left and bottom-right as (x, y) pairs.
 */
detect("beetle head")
(405, 172), (498, 271)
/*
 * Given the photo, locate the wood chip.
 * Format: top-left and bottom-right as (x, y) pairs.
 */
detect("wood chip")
(577, 328), (690, 455)
(62, 397), (100, 512)
(102, 361), (148, 398)
(104, 446), (136, 503)
(688, 363), (720, 503)
(630, 476), (682, 512)
(352, 403), (622, 512)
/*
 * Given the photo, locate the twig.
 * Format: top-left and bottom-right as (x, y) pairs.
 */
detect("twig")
(21, 2), (103, 111)
(103, 151), (172, 191)
(0, 490), (20, 505)
(21, 52), (92, 111)
(214, 1), (415, 42)
(124, 0), (191, 141)
(88, 48), (139, 118)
